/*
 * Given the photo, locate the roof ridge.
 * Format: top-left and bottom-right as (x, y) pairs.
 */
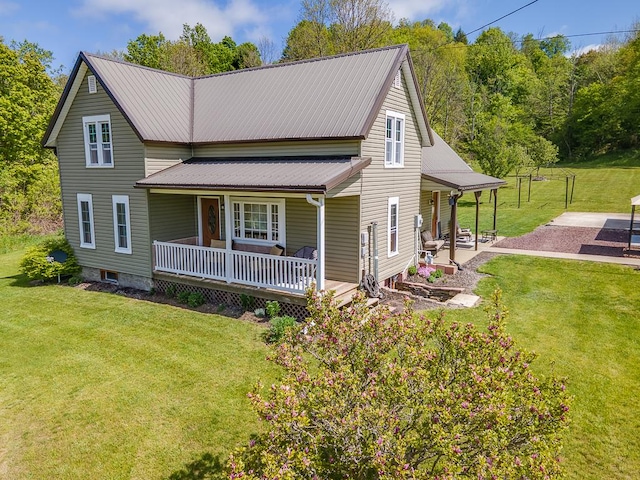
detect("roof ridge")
(81, 51), (192, 79)
(193, 44), (408, 80)
(82, 45), (408, 82)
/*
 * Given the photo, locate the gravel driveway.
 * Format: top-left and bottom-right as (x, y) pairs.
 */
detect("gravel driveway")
(494, 225), (629, 257)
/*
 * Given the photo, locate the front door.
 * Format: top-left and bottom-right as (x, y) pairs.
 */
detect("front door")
(201, 198), (221, 247)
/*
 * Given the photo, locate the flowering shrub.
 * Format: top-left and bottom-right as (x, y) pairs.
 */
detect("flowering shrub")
(417, 264), (436, 277)
(228, 290), (570, 479)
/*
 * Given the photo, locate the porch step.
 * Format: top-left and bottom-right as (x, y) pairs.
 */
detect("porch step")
(334, 289), (379, 309)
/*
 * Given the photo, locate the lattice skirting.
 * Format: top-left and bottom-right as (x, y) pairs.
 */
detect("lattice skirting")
(154, 279), (309, 320)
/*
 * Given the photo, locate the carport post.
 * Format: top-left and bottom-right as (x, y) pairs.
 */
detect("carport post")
(492, 188), (498, 231)
(474, 191), (481, 251)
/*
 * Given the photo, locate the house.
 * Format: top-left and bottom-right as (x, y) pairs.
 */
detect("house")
(43, 45), (504, 314)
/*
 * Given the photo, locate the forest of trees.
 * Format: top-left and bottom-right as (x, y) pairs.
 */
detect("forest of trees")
(1, 0), (638, 234)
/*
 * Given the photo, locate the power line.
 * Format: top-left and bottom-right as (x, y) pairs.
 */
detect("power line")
(434, 29), (640, 51)
(466, 0), (540, 36)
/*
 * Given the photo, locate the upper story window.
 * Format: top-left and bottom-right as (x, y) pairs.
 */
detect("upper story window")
(83, 114), (113, 167)
(385, 110), (405, 168)
(77, 193), (95, 249)
(232, 198), (285, 245)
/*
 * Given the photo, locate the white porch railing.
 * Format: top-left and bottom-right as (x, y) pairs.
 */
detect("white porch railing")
(153, 241), (317, 294)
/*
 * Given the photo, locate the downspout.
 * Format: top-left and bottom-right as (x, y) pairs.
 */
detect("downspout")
(306, 194), (325, 292)
(371, 222), (379, 282)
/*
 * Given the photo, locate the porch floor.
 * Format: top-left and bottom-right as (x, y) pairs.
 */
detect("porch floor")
(434, 235), (506, 265)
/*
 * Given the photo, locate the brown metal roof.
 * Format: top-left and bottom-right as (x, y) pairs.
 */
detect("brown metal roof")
(135, 156), (371, 193)
(45, 45), (436, 148)
(422, 130), (505, 191)
(84, 53), (193, 143)
(192, 46), (406, 143)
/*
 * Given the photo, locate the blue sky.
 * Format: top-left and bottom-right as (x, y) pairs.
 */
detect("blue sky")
(0, 0), (637, 71)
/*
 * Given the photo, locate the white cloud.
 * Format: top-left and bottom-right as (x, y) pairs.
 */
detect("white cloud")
(75, 0), (270, 41)
(571, 44), (602, 56)
(386, 0), (465, 24)
(0, 1), (19, 16)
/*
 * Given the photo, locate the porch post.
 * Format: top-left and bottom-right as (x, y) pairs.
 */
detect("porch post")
(306, 194), (325, 292)
(224, 194), (232, 283)
(317, 196), (326, 292)
(449, 193), (458, 263)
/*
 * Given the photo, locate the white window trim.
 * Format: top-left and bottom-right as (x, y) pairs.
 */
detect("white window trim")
(385, 110), (405, 168)
(112, 195), (132, 254)
(231, 197), (286, 246)
(82, 114), (113, 168)
(77, 193), (95, 249)
(388, 196), (399, 257)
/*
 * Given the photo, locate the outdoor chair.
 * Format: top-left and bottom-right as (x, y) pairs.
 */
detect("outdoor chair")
(419, 230), (444, 259)
(456, 224), (473, 243)
(292, 246), (318, 284)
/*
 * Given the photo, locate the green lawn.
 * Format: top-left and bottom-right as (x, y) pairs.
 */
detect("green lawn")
(447, 255), (640, 480)
(458, 149), (640, 236)
(0, 247), (277, 479)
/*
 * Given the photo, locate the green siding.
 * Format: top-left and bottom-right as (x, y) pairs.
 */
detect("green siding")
(193, 140), (360, 157)
(359, 65), (423, 281)
(57, 70), (150, 278)
(149, 194), (197, 242)
(285, 198), (316, 254)
(326, 196), (360, 283)
(145, 143), (192, 176)
(285, 196), (359, 283)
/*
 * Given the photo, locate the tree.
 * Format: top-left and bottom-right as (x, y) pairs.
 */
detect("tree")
(124, 25), (261, 75)
(228, 290), (570, 478)
(284, 0), (393, 60)
(282, 19), (333, 61)
(124, 33), (169, 70)
(391, 21), (468, 145)
(0, 39), (61, 234)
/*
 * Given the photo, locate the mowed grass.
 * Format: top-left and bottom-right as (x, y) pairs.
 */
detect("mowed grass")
(0, 247), (278, 479)
(458, 149), (640, 236)
(446, 255), (640, 480)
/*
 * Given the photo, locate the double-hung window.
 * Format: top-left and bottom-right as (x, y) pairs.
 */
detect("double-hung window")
(385, 111), (405, 167)
(83, 114), (113, 167)
(112, 195), (131, 254)
(77, 193), (95, 249)
(388, 197), (399, 257)
(232, 198), (284, 245)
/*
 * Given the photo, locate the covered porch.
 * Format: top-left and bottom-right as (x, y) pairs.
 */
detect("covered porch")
(420, 131), (506, 263)
(137, 156), (368, 296)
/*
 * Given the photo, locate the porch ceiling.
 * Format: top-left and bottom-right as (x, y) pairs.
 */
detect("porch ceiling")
(136, 156), (371, 194)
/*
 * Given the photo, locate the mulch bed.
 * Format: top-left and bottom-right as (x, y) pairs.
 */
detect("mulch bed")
(494, 225), (629, 257)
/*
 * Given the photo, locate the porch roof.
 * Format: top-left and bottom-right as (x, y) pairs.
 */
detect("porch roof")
(422, 171), (506, 192)
(421, 130), (505, 192)
(135, 156), (371, 194)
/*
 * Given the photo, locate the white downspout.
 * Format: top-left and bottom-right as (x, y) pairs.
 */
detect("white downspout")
(306, 194), (325, 292)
